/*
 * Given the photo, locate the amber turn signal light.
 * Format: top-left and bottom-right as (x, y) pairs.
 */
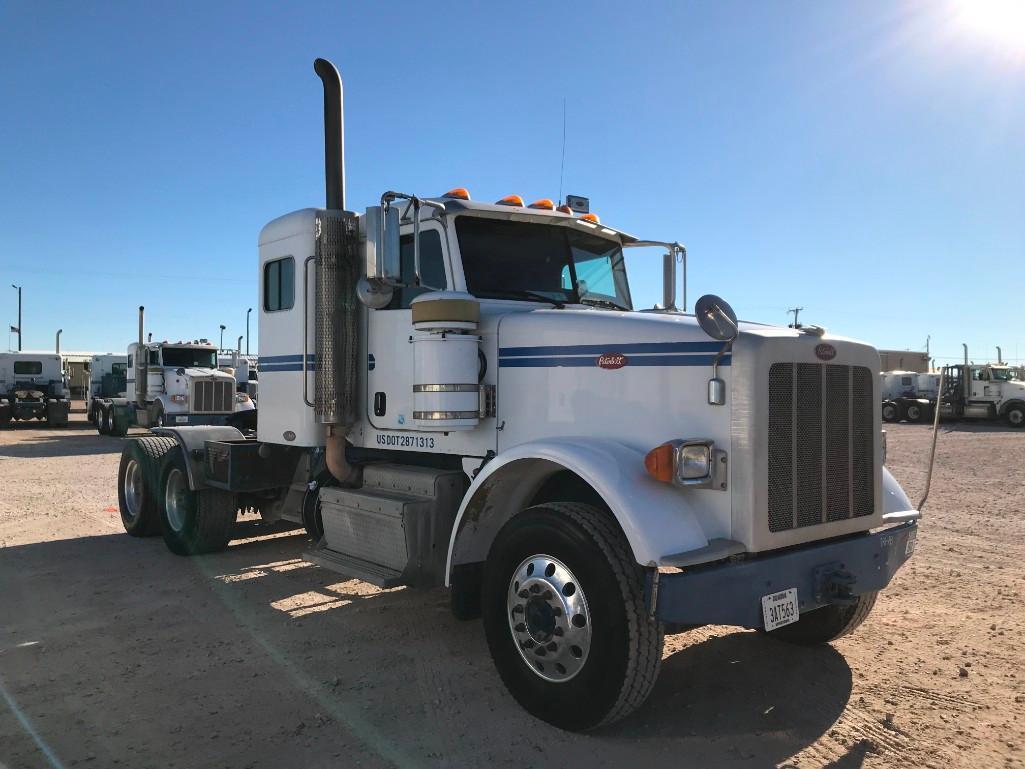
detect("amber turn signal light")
(644, 442), (675, 483)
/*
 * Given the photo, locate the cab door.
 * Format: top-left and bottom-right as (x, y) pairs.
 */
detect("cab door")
(366, 223), (450, 430)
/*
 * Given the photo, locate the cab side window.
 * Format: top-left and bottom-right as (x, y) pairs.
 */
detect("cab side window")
(388, 230), (446, 309)
(264, 257), (295, 312)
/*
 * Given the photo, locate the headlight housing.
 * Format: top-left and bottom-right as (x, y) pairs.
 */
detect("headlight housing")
(644, 438), (728, 490)
(235, 393), (250, 403)
(170, 394), (188, 404)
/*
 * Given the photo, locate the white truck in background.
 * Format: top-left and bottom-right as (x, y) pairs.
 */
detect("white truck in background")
(86, 353), (128, 424)
(0, 352), (71, 427)
(939, 355), (1025, 427)
(95, 313), (255, 436)
(881, 370), (935, 423)
(218, 351), (259, 402)
(112, 59), (921, 731)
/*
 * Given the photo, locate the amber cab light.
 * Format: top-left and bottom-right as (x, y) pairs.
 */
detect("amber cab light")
(556, 204), (574, 214)
(580, 212), (600, 223)
(528, 198), (555, 210)
(443, 187), (470, 200)
(644, 442), (675, 483)
(496, 194), (524, 206)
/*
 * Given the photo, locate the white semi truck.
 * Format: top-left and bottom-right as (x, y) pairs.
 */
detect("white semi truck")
(0, 352), (71, 427)
(114, 59), (921, 730)
(880, 370), (936, 423)
(95, 319), (255, 436)
(939, 357), (1025, 427)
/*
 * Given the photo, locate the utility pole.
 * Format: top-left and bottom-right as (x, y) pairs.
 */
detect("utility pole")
(10, 284), (22, 351)
(246, 307), (252, 355)
(925, 335), (930, 356)
(219, 324), (226, 351)
(787, 307), (803, 329)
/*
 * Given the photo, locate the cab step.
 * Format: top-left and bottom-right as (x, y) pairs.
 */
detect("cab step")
(303, 543), (404, 589)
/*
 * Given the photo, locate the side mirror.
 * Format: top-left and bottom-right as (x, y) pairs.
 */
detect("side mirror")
(364, 205), (400, 283)
(695, 294), (739, 406)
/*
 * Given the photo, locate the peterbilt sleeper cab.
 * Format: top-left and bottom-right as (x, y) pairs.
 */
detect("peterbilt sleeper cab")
(115, 58), (920, 731)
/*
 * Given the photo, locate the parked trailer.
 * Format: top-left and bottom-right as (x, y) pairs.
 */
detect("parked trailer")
(0, 352), (70, 427)
(95, 318), (256, 436)
(114, 59), (921, 731)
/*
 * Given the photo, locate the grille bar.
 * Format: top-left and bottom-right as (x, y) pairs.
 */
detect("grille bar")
(768, 362), (874, 532)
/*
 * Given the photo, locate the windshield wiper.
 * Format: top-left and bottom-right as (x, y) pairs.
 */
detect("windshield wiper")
(477, 290), (566, 308)
(580, 296), (630, 311)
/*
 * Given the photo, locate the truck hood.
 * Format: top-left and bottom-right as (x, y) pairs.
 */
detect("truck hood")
(178, 368), (235, 382)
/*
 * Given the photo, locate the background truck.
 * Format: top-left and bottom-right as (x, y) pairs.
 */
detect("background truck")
(218, 351), (259, 402)
(939, 355), (1025, 427)
(881, 369), (937, 423)
(95, 312), (255, 436)
(113, 58), (920, 731)
(86, 353), (128, 424)
(0, 352), (70, 427)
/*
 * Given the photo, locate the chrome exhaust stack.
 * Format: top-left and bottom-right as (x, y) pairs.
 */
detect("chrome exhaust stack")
(313, 58), (359, 484)
(137, 306), (147, 408)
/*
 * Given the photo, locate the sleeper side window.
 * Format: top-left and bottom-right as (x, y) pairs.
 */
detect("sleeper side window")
(14, 361), (42, 375)
(264, 257), (295, 312)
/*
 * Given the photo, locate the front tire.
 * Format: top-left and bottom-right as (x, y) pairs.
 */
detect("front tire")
(482, 502), (663, 731)
(159, 454), (237, 555)
(763, 592), (877, 645)
(1006, 404), (1025, 428)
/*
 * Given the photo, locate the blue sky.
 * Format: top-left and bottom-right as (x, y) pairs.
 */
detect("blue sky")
(1, 1), (1022, 365)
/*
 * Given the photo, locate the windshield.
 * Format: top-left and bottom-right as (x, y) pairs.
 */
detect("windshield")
(457, 217), (632, 309)
(991, 367), (1018, 382)
(162, 347), (217, 368)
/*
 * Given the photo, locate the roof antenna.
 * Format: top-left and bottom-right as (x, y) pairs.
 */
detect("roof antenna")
(558, 97), (567, 205)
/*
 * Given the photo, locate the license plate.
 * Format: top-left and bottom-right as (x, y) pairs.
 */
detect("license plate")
(905, 530), (917, 557)
(175, 416), (188, 424)
(761, 588), (800, 631)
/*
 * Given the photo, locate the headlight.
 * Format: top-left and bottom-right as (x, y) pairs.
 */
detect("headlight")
(235, 393), (250, 403)
(644, 438), (727, 491)
(170, 394), (188, 404)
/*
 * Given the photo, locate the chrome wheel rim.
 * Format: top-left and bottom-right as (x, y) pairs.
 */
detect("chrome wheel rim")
(165, 468), (189, 532)
(123, 459), (143, 521)
(507, 554), (592, 683)
(1011, 409), (1024, 426)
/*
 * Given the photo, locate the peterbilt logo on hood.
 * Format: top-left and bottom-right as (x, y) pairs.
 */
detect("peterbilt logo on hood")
(597, 353), (628, 369)
(815, 343), (837, 361)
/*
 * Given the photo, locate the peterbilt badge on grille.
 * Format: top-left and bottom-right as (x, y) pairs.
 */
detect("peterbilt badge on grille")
(815, 343), (837, 361)
(597, 353), (628, 369)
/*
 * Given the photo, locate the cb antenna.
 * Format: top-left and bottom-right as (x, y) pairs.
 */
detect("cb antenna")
(558, 97), (567, 205)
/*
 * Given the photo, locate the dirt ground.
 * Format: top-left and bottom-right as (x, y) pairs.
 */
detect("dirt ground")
(1, 409), (1023, 769)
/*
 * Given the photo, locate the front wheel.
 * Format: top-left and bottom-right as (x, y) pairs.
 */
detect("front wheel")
(762, 592), (877, 645)
(482, 502), (663, 731)
(1006, 404), (1025, 428)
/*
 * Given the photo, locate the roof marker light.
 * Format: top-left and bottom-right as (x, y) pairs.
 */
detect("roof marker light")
(580, 212), (600, 223)
(528, 198), (555, 210)
(443, 187), (470, 200)
(496, 195), (524, 206)
(556, 204), (574, 214)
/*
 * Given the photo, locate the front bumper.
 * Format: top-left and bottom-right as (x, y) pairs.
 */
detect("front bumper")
(653, 522), (917, 629)
(163, 413), (233, 426)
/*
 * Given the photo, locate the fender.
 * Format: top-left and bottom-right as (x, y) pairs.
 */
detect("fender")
(445, 437), (711, 585)
(999, 398), (1025, 416)
(152, 425), (245, 490)
(881, 465), (920, 522)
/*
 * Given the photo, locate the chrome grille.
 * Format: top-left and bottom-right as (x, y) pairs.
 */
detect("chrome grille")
(767, 363), (875, 532)
(191, 379), (233, 414)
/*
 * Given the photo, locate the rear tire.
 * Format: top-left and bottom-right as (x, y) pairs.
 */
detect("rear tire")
(905, 403), (922, 422)
(159, 453), (237, 555)
(482, 502), (663, 731)
(762, 592), (877, 645)
(881, 402), (899, 423)
(117, 437), (178, 536)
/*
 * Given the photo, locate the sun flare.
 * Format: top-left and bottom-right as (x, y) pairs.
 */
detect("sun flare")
(952, 0), (1025, 58)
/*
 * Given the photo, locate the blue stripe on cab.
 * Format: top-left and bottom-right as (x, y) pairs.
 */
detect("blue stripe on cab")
(499, 341), (724, 358)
